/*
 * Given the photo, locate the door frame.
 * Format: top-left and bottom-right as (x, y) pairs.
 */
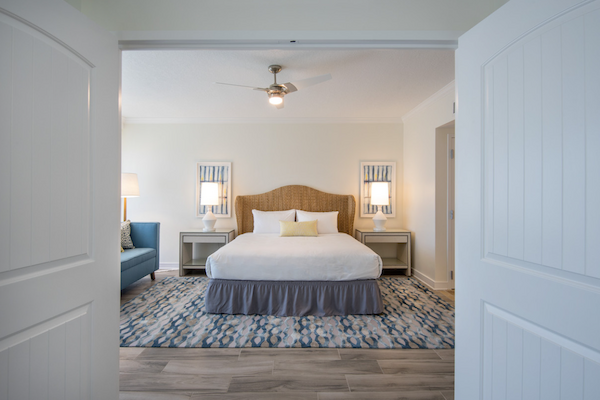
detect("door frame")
(447, 131), (455, 289)
(434, 121), (456, 290)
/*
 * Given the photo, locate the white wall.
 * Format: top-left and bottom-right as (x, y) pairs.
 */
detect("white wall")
(402, 82), (455, 288)
(64, 0), (82, 11)
(122, 123), (403, 267)
(79, 0), (508, 42)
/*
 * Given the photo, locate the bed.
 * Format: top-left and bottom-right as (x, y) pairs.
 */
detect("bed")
(204, 185), (384, 316)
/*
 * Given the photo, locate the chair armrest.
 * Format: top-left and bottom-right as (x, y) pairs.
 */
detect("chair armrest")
(130, 222), (160, 251)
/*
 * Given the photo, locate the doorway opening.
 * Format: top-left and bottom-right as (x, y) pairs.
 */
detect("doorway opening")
(435, 121), (455, 290)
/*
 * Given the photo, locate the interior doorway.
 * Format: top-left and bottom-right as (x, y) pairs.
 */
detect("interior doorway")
(435, 121), (455, 290)
(447, 131), (455, 289)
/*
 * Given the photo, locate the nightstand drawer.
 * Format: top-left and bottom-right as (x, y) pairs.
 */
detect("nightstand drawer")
(182, 235), (226, 244)
(365, 234), (408, 244)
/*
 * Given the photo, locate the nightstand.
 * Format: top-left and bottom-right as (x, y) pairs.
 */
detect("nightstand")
(355, 229), (412, 276)
(179, 229), (235, 276)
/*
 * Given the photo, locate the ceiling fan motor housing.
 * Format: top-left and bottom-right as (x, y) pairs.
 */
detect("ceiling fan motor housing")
(268, 65), (282, 74)
(269, 84), (288, 94)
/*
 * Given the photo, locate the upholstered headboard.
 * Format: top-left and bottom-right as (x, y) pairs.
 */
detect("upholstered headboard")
(235, 185), (356, 235)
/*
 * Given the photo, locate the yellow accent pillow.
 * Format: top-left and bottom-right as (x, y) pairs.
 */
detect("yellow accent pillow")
(279, 220), (318, 237)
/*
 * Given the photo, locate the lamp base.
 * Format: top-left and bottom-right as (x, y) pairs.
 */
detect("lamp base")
(372, 210), (387, 232)
(202, 210), (217, 232)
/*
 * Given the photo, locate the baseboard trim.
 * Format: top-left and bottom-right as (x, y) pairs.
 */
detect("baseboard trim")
(159, 262), (178, 270)
(412, 269), (454, 290)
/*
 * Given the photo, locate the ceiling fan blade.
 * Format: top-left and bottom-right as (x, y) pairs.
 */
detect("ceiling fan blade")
(214, 82), (268, 91)
(283, 73), (332, 93)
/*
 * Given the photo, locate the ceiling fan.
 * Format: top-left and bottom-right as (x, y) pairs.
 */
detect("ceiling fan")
(215, 65), (332, 109)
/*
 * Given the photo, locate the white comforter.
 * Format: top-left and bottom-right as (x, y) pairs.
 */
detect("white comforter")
(206, 233), (382, 281)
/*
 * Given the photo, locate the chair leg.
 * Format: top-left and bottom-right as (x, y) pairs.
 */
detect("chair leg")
(150, 272), (156, 280)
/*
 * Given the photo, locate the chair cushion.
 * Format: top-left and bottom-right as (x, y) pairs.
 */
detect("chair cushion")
(121, 248), (156, 272)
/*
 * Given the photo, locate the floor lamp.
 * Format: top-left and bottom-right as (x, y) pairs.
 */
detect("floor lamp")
(121, 173), (139, 222)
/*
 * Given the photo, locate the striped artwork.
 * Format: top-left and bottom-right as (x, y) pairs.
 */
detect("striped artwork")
(196, 162), (231, 217)
(360, 161), (396, 217)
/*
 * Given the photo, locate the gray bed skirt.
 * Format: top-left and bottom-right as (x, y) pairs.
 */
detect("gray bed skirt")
(204, 279), (384, 316)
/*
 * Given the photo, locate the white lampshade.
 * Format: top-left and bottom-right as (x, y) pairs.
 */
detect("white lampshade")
(371, 182), (389, 232)
(370, 182), (389, 206)
(201, 182), (219, 232)
(121, 173), (139, 198)
(200, 182), (219, 206)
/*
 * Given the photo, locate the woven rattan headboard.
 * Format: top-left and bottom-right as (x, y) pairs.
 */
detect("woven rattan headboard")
(235, 185), (356, 235)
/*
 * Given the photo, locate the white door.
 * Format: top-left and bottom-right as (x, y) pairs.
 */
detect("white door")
(0, 0), (120, 398)
(456, 0), (600, 398)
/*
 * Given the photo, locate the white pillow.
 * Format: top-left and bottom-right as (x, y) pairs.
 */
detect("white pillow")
(296, 210), (339, 234)
(252, 209), (296, 233)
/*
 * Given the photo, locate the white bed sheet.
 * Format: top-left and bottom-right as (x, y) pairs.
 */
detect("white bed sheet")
(206, 233), (382, 281)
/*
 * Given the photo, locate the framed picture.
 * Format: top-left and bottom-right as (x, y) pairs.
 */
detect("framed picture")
(196, 162), (232, 218)
(359, 161), (396, 218)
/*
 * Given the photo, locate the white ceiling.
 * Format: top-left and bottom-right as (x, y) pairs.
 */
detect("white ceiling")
(121, 48), (455, 123)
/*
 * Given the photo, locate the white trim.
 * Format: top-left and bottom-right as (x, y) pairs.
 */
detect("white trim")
(0, 304), (90, 352)
(117, 33), (462, 48)
(412, 269), (454, 290)
(119, 39), (459, 51)
(485, 303), (600, 364)
(123, 117), (404, 125)
(159, 262), (179, 270)
(401, 80), (455, 122)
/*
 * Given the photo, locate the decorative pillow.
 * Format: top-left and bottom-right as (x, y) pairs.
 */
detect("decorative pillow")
(279, 220), (318, 237)
(120, 220), (135, 249)
(296, 210), (339, 234)
(121, 246), (124, 253)
(252, 209), (296, 233)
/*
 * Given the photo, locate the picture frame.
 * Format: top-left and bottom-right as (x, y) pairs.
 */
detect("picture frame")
(359, 161), (396, 218)
(196, 162), (232, 218)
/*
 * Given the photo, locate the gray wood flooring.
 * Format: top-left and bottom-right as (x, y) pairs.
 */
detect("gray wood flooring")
(120, 270), (455, 399)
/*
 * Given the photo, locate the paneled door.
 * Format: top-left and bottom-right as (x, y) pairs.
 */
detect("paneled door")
(0, 0), (119, 398)
(456, 0), (600, 398)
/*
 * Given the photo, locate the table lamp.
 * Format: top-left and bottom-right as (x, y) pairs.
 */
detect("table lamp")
(121, 173), (139, 222)
(370, 182), (389, 232)
(201, 182), (219, 232)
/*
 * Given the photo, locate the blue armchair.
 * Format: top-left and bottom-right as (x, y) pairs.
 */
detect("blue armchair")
(121, 222), (160, 290)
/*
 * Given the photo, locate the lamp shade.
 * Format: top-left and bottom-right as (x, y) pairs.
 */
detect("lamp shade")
(370, 182), (389, 206)
(200, 182), (219, 206)
(121, 173), (139, 197)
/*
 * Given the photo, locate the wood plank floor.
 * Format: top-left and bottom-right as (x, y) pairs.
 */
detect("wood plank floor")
(120, 270), (455, 400)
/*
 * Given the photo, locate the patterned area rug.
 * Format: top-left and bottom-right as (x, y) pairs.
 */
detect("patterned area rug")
(120, 277), (454, 349)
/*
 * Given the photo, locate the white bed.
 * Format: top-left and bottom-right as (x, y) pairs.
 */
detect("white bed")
(206, 233), (382, 281)
(203, 185), (385, 316)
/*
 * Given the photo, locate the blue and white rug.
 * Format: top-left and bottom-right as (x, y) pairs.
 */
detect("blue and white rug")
(120, 277), (454, 349)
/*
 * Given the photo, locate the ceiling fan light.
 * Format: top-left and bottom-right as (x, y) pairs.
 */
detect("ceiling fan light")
(268, 93), (283, 105)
